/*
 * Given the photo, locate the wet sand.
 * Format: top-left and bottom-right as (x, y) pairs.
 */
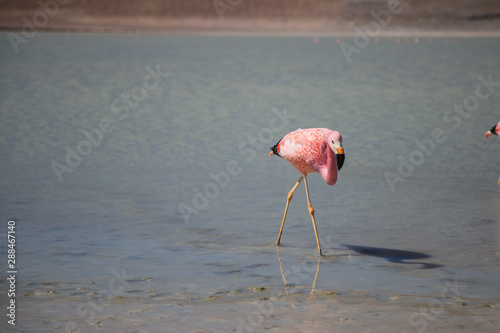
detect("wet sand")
(13, 280), (500, 332)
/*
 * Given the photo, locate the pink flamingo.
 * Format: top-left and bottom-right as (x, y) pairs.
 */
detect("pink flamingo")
(485, 121), (500, 139)
(485, 121), (500, 183)
(269, 128), (345, 256)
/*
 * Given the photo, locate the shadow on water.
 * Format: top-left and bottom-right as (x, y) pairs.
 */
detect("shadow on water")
(342, 244), (442, 269)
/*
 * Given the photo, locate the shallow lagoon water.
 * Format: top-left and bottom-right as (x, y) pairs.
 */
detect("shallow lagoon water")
(1, 33), (500, 331)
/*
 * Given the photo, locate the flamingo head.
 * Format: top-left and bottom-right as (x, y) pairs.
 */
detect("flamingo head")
(327, 131), (345, 171)
(485, 124), (498, 139)
(269, 137), (283, 157)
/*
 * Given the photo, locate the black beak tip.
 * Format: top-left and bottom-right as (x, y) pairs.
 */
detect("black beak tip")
(490, 125), (498, 135)
(337, 153), (345, 171)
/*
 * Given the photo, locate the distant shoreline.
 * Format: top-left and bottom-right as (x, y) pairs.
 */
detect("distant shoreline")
(1, 0), (500, 37)
(1, 16), (500, 37)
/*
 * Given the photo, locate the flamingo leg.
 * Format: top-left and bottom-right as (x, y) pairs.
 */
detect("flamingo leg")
(304, 177), (322, 256)
(276, 175), (304, 246)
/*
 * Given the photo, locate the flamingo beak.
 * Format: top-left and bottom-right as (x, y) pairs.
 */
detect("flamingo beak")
(336, 149), (345, 171)
(334, 146), (345, 171)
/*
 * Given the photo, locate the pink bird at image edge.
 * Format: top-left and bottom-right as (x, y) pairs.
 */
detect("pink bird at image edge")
(485, 121), (500, 184)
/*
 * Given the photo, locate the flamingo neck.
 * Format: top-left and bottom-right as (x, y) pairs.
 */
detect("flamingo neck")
(320, 144), (338, 186)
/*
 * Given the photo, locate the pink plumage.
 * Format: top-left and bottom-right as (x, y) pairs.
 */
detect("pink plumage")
(269, 127), (345, 256)
(485, 121), (500, 139)
(270, 128), (344, 185)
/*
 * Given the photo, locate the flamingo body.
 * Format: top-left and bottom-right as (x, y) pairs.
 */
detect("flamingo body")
(269, 127), (345, 256)
(270, 128), (344, 185)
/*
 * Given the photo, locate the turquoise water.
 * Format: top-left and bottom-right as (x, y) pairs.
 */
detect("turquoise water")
(1, 33), (500, 326)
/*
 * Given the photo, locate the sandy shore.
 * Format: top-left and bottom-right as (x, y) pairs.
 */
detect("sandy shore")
(1, 0), (500, 37)
(11, 280), (500, 332)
